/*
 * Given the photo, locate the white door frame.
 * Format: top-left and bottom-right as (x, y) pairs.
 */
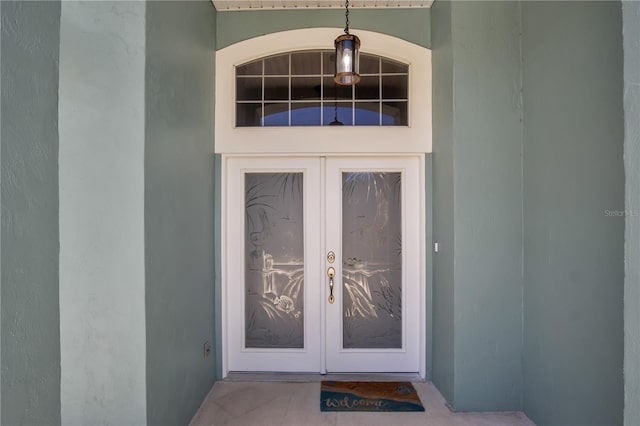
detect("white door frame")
(220, 153), (426, 378)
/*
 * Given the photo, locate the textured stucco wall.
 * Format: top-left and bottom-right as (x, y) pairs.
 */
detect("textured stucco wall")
(430, 0), (455, 405)
(0, 1), (61, 424)
(216, 8), (431, 50)
(623, 1), (640, 424)
(430, 1), (523, 411)
(450, 1), (523, 411)
(58, 1), (147, 424)
(144, 2), (217, 424)
(522, 2), (625, 425)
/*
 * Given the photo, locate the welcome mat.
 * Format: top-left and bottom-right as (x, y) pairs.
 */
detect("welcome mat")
(320, 381), (425, 412)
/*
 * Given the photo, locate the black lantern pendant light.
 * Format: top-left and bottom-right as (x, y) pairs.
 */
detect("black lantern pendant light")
(334, 0), (360, 86)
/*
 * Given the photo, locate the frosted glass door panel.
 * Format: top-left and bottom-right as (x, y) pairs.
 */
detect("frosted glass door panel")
(245, 173), (304, 348)
(342, 172), (402, 349)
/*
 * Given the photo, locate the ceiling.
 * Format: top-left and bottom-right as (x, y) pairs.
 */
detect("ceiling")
(211, 0), (434, 11)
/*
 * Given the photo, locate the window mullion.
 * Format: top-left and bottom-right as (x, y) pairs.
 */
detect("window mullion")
(261, 59), (265, 127)
(320, 52), (324, 126)
(379, 57), (382, 126)
(288, 53), (292, 127)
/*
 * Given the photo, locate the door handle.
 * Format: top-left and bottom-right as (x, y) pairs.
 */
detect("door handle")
(327, 266), (335, 304)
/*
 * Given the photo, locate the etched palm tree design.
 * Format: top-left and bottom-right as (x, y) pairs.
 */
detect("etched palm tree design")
(342, 172), (403, 349)
(245, 173), (304, 348)
(250, 208), (271, 248)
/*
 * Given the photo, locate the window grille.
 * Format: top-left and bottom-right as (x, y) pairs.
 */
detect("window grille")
(236, 50), (409, 127)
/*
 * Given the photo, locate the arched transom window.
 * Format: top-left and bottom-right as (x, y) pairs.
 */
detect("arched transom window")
(216, 28), (431, 154)
(236, 50), (409, 127)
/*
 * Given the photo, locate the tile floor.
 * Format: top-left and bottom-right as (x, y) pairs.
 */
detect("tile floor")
(190, 381), (535, 426)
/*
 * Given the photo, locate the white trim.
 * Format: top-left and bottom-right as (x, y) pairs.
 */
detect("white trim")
(320, 156), (328, 374)
(212, 1), (434, 12)
(221, 157), (229, 377)
(419, 156), (426, 379)
(215, 28), (432, 154)
(221, 154), (426, 379)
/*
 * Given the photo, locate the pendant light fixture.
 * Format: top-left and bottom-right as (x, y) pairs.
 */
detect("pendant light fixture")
(334, 0), (360, 86)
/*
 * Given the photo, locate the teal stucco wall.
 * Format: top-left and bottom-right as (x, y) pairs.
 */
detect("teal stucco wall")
(431, 0), (524, 411)
(431, 2), (626, 419)
(216, 8), (431, 49)
(58, 2), (147, 423)
(1, 1), (62, 424)
(430, 0), (455, 405)
(623, 1), (640, 425)
(522, 2), (625, 425)
(449, 1), (524, 411)
(145, 1), (218, 424)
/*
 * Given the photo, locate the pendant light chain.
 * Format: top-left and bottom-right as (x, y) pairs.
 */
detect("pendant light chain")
(344, 0), (350, 35)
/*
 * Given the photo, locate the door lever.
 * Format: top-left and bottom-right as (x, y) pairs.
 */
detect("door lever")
(327, 267), (335, 304)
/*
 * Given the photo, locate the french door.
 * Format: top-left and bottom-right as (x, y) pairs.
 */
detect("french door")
(223, 156), (423, 374)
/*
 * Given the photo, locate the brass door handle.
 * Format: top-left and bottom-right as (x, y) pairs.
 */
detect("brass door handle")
(327, 267), (335, 304)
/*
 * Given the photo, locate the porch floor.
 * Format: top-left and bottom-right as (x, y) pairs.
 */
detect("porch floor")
(190, 380), (535, 426)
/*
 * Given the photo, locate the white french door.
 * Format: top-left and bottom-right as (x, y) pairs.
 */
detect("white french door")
(223, 156), (423, 375)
